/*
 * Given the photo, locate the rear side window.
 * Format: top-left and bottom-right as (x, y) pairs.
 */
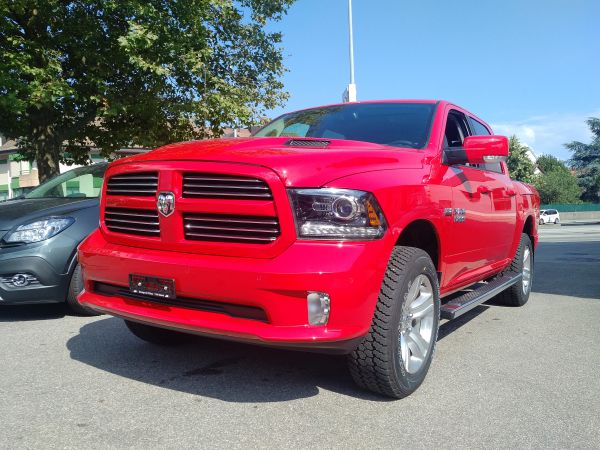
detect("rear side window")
(469, 117), (491, 136)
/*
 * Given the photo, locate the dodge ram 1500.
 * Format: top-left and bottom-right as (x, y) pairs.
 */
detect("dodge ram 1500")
(78, 100), (540, 398)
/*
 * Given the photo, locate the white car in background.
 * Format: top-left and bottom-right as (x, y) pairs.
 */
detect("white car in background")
(539, 209), (560, 225)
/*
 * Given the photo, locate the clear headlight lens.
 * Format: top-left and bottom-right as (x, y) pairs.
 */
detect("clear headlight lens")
(288, 188), (387, 240)
(4, 217), (75, 244)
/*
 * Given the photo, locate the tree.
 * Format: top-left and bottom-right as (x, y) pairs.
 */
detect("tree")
(507, 135), (535, 183)
(566, 118), (600, 202)
(0, 0), (294, 182)
(536, 154), (567, 174)
(533, 155), (581, 204)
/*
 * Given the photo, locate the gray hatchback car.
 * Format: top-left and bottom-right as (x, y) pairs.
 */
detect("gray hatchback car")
(0, 163), (107, 314)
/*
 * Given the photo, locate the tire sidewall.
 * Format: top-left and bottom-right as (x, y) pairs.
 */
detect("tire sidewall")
(66, 263), (100, 316)
(389, 254), (440, 392)
(511, 234), (533, 305)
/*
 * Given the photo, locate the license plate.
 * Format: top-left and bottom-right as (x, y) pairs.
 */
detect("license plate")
(129, 274), (176, 299)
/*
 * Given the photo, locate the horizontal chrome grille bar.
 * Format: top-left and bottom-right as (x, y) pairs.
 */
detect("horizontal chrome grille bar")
(185, 224), (279, 234)
(183, 184), (269, 191)
(182, 190), (272, 198)
(185, 216), (279, 226)
(183, 213), (280, 244)
(105, 207), (160, 237)
(106, 172), (158, 197)
(183, 175), (265, 183)
(184, 232), (277, 242)
(182, 173), (273, 200)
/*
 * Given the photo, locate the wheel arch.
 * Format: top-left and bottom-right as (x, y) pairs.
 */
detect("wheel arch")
(395, 219), (440, 272)
(523, 215), (535, 249)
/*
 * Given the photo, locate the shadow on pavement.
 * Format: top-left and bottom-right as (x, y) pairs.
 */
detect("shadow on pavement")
(0, 303), (67, 322)
(67, 317), (391, 403)
(438, 305), (488, 341)
(57, 239), (600, 402)
(532, 240), (600, 299)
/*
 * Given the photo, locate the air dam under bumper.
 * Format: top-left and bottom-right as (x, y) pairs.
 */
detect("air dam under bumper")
(77, 230), (391, 353)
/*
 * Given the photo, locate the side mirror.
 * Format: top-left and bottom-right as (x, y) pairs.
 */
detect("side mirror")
(463, 135), (508, 164)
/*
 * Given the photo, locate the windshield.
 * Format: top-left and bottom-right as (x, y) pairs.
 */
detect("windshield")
(255, 102), (436, 149)
(25, 163), (107, 199)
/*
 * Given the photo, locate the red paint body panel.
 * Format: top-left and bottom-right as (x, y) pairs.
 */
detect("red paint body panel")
(78, 100), (539, 351)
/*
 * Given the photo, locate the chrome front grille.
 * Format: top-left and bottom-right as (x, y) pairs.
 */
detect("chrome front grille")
(182, 173), (272, 200)
(183, 214), (280, 244)
(105, 207), (160, 237)
(106, 172), (158, 197)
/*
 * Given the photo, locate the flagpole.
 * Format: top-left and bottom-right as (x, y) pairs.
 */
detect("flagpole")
(343, 0), (357, 102)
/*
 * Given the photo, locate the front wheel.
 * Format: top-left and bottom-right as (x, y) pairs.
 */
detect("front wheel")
(539, 219), (544, 225)
(554, 218), (560, 224)
(66, 264), (101, 316)
(348, 247), (439, 399)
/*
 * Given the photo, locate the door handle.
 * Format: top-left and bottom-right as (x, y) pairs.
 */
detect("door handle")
(478, 185), (490, 194)
(506, 189), (517, 197)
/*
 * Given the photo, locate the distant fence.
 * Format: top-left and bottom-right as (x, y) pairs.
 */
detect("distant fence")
(541, 203), (600, 212)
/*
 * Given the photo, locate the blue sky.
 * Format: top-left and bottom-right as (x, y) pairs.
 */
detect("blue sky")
(267, 0), (600, 160)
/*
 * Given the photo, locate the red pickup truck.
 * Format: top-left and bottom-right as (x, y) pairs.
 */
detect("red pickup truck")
(78, 100), (539, 398)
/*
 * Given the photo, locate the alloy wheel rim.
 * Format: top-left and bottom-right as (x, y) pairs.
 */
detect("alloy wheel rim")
(522, 247), (532, 294)
(398, 274), (435, 374)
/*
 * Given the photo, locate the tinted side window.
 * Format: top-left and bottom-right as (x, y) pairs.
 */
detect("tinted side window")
(469, 117), (491, 136)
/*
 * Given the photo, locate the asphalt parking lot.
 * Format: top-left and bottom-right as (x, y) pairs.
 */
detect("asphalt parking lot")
(1, 224), (599, 449)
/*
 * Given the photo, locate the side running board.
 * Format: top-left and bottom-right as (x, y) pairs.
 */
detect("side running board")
(440, 272), (522, 320)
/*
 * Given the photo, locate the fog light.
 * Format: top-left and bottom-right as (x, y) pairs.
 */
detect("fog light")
(1, 273), (39, 288)
(11, 274), (30, 287)
(307, 292), (330, 326)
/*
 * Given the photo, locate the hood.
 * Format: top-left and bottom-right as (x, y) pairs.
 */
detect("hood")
(0, 197), (98, 231)
(114, 137), (424, 186)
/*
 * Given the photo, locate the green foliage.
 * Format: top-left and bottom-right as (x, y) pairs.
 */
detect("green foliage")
(507, 135), (535, 183)
(532, 155), (581, 204)
(536, 154), (567, 174)
(566, 118), (600, 202)
(0, 0), (294, 181)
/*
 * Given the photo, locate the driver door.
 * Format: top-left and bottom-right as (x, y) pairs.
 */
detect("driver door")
(440, 110), (497, 286)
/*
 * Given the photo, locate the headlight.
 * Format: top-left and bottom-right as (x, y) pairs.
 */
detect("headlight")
(4, 217), (75, 244)
(288, 188), (387, 240)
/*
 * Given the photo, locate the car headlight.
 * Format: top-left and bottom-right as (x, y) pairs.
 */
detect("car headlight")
(4, 217), (75, 244)
(288, 188), (387, 240)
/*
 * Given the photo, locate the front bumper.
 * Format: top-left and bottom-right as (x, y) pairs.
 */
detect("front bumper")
(78, 230), (391, 352)
(0, 254), (70, 304)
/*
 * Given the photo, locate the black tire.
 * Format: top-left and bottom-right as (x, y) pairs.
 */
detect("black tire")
(348, 247), (440, 399)
(124, 320), (191, 346)
(539, 219), (544, 225)
(66, 263), (101, 316)
(554, 218), (560, 224)
(495, 233), (533, 306)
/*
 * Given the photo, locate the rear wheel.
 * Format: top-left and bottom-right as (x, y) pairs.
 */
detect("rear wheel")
(539, 219), (544, 225)
(496, 233), (533, 306)
(66, 264), (101, 316)
(124, 320), (191, 346)
(348, 247), (439, 399)
(554, 218), (560, 224)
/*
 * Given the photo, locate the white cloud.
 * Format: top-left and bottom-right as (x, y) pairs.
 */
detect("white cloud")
(491, 110), (599, 161)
